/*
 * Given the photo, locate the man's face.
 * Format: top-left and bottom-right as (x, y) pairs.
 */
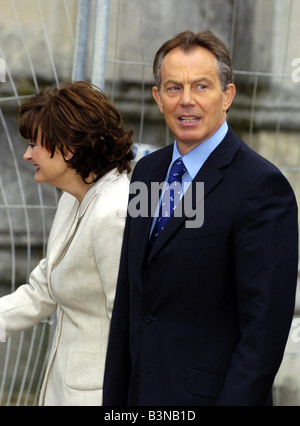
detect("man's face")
(152, 46), (236, 155)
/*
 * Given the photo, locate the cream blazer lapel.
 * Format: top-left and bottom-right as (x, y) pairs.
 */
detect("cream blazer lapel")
(46, 168), (120, 282)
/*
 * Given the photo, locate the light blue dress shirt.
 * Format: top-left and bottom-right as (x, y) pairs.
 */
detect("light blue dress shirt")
(150, 121), (228, 234)
(170, 121), (228, 190)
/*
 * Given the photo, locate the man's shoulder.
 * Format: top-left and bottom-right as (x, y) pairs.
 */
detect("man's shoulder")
(225, 126), (282, 174)
(132, 144), (173, 176)
(136, 144), (173, 164)
(237, 137), (282, 175)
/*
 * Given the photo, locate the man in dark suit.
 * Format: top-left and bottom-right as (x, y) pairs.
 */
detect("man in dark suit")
(103, 30), (298, 406)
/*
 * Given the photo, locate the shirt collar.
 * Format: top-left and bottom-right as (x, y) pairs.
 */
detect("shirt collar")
(171, 121), (228, 180)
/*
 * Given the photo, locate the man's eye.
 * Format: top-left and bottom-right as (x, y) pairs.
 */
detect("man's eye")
(166, 86), (181, 93)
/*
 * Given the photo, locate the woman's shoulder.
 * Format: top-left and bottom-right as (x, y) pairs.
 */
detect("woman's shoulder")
(57, 190), (78, 210)
(96, 169), (129, 198)
(89, 170), (130, 217)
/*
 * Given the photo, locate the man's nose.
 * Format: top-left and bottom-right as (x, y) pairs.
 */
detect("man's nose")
(180, 87), (196, 106)
(23, 145), (32, 161)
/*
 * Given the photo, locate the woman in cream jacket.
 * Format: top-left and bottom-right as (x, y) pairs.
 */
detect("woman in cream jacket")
(0, 81), (133, 406)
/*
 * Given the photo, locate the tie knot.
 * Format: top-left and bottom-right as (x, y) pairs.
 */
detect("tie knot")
(168, 158), (186, 183)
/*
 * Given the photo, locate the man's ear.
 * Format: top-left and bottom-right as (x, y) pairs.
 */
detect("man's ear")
(152, 86), (164, 114)
(223, 83), (236, 112)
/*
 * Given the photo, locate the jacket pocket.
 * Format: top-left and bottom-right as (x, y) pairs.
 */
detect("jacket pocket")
(187, 365), (225, 400)
(65, 349), (106, 390)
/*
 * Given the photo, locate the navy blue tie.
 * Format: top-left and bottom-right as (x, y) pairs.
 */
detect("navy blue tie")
(151, 157), (187, 243)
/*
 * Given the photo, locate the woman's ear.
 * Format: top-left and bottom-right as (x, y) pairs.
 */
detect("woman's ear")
(64, 150), (74, 161)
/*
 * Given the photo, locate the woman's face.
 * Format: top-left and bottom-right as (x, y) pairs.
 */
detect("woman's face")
(23, 132), (70, 188)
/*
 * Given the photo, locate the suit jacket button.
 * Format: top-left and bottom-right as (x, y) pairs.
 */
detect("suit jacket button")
(144, 313), (153, 323)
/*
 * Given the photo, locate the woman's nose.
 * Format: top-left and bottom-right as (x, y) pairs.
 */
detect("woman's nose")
(23, 145), (32, 161)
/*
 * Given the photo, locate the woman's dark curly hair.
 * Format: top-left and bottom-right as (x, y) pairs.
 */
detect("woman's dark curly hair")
(17, 81), (134, 183)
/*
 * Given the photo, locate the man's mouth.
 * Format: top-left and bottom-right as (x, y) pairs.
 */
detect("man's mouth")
(178, 116), (200, 123)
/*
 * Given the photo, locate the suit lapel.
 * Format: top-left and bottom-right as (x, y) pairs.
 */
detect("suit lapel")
(148, 127), (241, 262)
(148, 157), (223, 261)
(47, 202), (80, 270)
(132, 144), (173, 268)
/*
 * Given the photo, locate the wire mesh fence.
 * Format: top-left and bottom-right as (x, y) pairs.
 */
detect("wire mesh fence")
(0, 0), (299, 405)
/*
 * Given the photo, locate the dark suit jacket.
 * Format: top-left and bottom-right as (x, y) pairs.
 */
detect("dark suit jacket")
(103, 127), (298, 406)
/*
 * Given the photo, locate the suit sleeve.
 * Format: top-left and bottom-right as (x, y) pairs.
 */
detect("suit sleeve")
(217, 169), (298, 405)
(102, 210), (132, 405)
(102, 169), (142, 405)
